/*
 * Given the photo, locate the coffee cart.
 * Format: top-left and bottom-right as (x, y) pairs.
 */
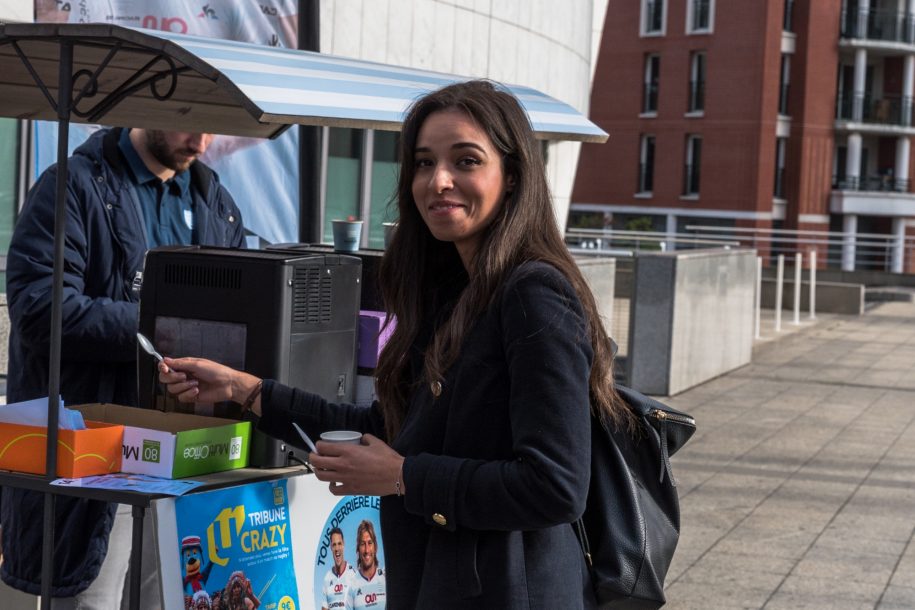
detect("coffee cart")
(0, 21), (607, 609)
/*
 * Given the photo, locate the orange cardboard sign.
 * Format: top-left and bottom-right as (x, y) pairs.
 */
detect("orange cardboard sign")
(0, 420), (123, 478)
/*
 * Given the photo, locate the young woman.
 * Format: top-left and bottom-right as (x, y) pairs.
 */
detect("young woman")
(159, 80), (632, 609)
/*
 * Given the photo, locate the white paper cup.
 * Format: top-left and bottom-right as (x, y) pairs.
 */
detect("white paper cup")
(319, 430), (363, 444)
(331, 220), (363, 252)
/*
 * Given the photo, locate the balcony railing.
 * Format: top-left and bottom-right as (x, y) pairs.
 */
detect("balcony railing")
(840, 7), (915, 44)
(832, 174), (911, 192)
(835, 91), (914, 126)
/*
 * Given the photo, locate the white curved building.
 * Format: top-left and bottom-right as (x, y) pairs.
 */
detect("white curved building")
(317, 0), (607, 233)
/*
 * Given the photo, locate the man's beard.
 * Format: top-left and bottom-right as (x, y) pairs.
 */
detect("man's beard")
(146, 130), (197, 172)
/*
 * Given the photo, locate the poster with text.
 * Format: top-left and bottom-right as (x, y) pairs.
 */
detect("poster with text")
(33, 0), (300, 245)
(313, 496), (386, 610)
(176, 479), (299, 610)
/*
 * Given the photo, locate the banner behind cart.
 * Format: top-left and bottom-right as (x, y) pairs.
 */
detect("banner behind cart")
(33, 0), (300, 245)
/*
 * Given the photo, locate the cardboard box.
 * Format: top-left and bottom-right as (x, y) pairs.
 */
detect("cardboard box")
(76, 404), (251, 479)
(358, 310), (396, 369)
(0, 419), (123, 478)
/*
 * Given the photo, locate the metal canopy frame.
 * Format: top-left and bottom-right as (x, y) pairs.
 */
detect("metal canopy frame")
(0, 21), (606, 609)
(0, 25), (287, 610)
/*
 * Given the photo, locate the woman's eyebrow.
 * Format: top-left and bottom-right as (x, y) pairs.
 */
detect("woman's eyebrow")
(414, 142), (487, 154)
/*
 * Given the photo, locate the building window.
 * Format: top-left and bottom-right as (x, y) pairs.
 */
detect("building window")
(689, 52), (706, 113)
(643, 54), (660, 114)
(642, 0), (665, 35)
(779, 54), (791, 115)
(774, 137), (787, 199)
(687, 0), (713, 33)
(367, 130), (400, 249)
(783, 0), (794, 32)
(683, 135), (702, 195)
(638, 135), (656, 193)
(324, 127), (365, 243)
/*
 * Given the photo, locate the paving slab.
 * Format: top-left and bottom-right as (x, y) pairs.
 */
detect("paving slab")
(663, 300), (915, 609)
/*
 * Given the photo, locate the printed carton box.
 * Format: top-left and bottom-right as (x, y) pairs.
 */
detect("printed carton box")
(0, 419), (123, 478)
(76, 404), (251, 479)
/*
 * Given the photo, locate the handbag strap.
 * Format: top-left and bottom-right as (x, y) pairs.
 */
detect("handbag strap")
(573, 518), (593, 569)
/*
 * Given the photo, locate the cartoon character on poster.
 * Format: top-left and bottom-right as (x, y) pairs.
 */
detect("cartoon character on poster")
(313, 496), (386, 610)
(175, 479), (298, 610)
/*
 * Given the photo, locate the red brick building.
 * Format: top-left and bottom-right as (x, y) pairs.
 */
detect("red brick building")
(572, 0), (915, 272)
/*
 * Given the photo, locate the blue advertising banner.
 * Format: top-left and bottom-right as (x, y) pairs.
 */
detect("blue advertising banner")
(175, 479), (299, 610)
(33, 0), (300, 245)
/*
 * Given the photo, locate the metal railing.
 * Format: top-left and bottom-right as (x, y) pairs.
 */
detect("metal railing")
(564, 226), (915, 274)
(682, 224), (915, 273)
(832, 174), (911, 192)
(835, 91), (913, 126)
(565, 229), (739, 256)
(840, 6), (915, 44)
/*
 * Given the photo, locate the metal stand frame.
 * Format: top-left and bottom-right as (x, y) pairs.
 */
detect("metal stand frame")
(0, 32), (184, 610)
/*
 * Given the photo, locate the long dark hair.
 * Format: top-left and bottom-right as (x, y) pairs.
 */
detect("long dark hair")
(376, 80), (631, 439)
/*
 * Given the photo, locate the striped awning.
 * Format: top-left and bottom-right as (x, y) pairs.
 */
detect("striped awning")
(0, 22), (607, 142)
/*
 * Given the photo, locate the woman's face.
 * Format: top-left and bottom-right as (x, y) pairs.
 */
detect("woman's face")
(411, 109), (510, 267)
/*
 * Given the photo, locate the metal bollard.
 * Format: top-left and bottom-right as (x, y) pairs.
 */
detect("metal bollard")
(809, 249), (817, 320)
(793, 252), (802, 325)
(755, 256), (762, 339)
(775, 254), (784, 332)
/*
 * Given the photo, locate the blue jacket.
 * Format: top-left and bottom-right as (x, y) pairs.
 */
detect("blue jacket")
(258, 262), (596, 609)
(2, 127), (245, 596)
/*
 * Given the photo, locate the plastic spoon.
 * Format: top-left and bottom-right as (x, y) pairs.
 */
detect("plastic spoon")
(292, 422), (319, 454)
(137, 332), (169, 372)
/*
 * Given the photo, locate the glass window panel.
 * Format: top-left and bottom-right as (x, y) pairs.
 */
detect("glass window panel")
(368, 130), (400, 249)
(324, 128), (364, 244)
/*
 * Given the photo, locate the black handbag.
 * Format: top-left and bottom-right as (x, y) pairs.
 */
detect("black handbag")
(574, 385), (697, 609)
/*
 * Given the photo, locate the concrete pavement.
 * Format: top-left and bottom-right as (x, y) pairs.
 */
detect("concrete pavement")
(662, 300), (915, 609)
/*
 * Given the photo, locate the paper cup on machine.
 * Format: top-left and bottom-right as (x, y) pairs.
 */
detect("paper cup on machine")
(332, 220), (363, 252)
(319, 430), (363, 445)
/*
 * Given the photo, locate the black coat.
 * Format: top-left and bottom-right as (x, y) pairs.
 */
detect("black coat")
(258, 262), (596, 609)
(1, 127), (245, 597)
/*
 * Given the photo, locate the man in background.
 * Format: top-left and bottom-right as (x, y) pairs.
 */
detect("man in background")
(2, 126), (245, 608)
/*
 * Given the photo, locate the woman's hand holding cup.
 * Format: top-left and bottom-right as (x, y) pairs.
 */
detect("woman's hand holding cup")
(310, 433), (406, 497)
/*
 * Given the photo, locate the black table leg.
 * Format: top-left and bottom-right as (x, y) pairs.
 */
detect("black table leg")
(128, 505), (145, 610)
